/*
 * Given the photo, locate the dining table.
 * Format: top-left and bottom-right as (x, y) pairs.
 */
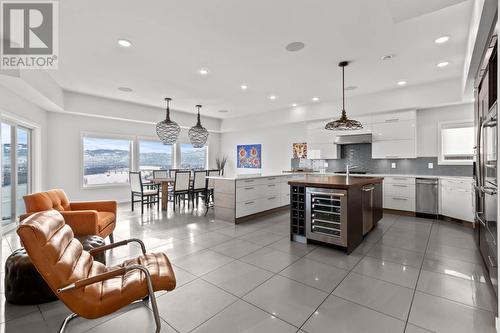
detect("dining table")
(152, 177), (174, 210)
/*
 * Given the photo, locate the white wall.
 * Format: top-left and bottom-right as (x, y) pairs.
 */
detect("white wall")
(47, 111), (220, 202)
(417, 103), (474, 157)
(220, 123), (307, 176)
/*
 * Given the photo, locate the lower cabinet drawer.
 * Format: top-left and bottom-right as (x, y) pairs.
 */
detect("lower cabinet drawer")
(384, 183), (415, 198)
(236, 199), (262, 218)
(384, 196), (415, 211)
(264, 183), (280, 196)
(236, 185), (261, 202)
(263, 195), (281, 210)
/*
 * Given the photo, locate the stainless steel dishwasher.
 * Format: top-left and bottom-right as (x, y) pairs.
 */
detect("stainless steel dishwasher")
(416, 178), (439, 218)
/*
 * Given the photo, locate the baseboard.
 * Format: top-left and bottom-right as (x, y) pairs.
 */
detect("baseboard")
(496, 316), (500, 333)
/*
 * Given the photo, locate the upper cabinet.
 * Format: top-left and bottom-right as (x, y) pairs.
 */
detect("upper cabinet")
(306, 121), (340, 159)
(371, 110), (417, 159)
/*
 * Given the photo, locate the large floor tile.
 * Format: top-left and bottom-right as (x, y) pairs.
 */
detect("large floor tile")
(244, 275), (328, 327)
(87, 304), (177, 333)
(425, 243), (483, 264)
(0, 297), (39, 324)
(409, 292), (496, 333)
(210, 238), (262, 259)
(304, 247), (362, 270)
(155, 279), (237, 333)
(302, 295), (406, 333)
(417, 270), (496, 312)
(239, 230), (286, 246)
(266, 238), (317, 257)
(422, 254), (488, 283)
(367, 244), (424, 268)
(188, 231), (233, 248)
(240, 247), (300, 273)
(0, 311), (50, 333)
(333, 272), (413, 320)
(376, 234), (428, 253)
(202, 260), (273, 297)
(150, 238), (206, 261)
(404, 323), (433, 333)
(191, 300), (297, 333)
(353, 256), (419, 288)
(173, 249), (234, 276)
(279, 258), (348, 292)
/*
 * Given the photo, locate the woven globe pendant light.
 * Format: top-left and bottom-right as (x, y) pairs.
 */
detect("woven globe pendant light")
(188, 104), (209, 148)
(325, 61), (363, 130)
(156, 97), (181, 144)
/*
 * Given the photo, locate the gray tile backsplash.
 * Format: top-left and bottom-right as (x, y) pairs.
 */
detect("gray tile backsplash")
(292, 144), (472, 177)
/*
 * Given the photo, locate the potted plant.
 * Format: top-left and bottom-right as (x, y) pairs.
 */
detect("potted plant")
(216, 155), (228, 176)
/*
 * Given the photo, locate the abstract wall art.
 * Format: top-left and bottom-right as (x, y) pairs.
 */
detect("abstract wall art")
(237, 144), (262, 168)
(292, 143), (307, 159)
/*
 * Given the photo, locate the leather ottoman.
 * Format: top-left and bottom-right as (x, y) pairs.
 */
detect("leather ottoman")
(4, 236), (106, 305)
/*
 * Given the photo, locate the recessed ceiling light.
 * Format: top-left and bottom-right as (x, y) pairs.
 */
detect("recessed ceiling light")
(218, 109), (229, 113)
(434, 36), (450, 44)
(381, 54), (395, 61)
(285, 41), (305, 52)
(269, 95), (277, 100)
(117, 39), (132, 48)
(437, 61), (449, 68)
(397, 81), (407, 86)
(199, 68), (209, 75)
(240, 84), (248, 90)
(345, 86), (358, 91)
(312, 97), (319, 102)
(118, 87), (133, 92)
(292, 103), (298, 107)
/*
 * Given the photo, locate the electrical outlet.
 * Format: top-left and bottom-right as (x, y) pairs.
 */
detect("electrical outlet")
(428, 162), (434, 169)
(391, 162), (396, 169)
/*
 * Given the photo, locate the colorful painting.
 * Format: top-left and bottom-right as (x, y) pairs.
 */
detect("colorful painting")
(237, 144), (262, 168)
(292, 143), (307, 159)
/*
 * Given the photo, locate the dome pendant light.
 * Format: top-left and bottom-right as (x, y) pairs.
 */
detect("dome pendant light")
(188, 104), (209, 148)
(325, 61), (363, 131)
(156, 97), (181, 144)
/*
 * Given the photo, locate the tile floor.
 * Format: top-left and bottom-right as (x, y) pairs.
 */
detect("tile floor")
(0, 204), (497, 333)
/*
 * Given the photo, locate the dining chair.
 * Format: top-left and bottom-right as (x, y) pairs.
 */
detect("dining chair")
(152, 170), (169, 179)
(168, 170), (190, 211)
(204, 169), (221, 215)
(190, 170), (207, 206)
(129, 172), (160, 214)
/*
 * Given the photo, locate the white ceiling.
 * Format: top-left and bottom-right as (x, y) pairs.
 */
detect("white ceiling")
(51, 0), (473, 119)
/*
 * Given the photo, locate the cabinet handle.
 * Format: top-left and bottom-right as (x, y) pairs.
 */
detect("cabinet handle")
(245, 201), (255, 205)
(268, 197), (277, 200)
(244, 187), (255, 190)
(268, 184), (276, 187)
(392, 184), (408, 187)
(392, 197), (408, 201)
(386, 155), (400, 158)
(244, 180), (254, 183)
(385, 118), (399, 123)
(393, 178), (408, 180)
(267, 177), (276, 180)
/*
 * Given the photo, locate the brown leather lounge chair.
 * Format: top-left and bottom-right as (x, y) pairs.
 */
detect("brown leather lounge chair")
(17, 210), (176, 333)
(20, 189), (117, 243)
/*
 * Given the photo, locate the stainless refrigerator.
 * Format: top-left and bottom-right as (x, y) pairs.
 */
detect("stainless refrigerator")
(474, 39), (498, 295)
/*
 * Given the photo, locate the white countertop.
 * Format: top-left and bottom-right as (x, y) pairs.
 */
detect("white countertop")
(208, 172), (472, 181)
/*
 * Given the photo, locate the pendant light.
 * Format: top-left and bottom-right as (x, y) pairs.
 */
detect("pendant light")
(325, 61), (363, 130)
(156, 97), (181, 144)
(188, 104), (209, 148)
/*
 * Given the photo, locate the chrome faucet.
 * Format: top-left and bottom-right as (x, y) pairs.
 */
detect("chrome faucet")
(346, 164), (358, 178)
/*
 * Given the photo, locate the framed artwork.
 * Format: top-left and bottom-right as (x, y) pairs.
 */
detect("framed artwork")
(292, 143), (307, 158)
(237, 144), (261, 168)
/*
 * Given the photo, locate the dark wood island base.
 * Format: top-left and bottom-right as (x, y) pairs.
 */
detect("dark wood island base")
(288, 175), (384, 254)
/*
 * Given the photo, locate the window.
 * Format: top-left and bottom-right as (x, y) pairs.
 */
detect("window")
(438, 121), (474, 165)
(179, 143), (207, 169)
(82, 136), (132, 186)
(138, 140), (173, 180)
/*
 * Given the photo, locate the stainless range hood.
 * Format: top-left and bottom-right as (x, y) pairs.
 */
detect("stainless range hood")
(334, 133), (372, 145)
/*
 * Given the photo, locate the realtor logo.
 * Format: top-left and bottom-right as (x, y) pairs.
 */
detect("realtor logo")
(1, 1), (58, 69)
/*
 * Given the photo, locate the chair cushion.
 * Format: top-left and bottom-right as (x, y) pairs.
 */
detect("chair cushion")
(97, 212), (115, 232)
(23, 189), (71, 213)
(142, 190), (158, 196)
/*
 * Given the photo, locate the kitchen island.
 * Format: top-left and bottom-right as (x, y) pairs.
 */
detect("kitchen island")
(288, 175), (384, 254)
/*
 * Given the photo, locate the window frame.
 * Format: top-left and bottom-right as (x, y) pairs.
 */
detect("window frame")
(437, 120), (474, 165)
(80, 132), (134, 189)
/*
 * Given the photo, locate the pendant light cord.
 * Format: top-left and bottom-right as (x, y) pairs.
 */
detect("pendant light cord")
(342, 65), (345, 111)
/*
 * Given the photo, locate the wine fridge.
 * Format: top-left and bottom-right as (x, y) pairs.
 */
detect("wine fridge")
(306, 187), (348, 247)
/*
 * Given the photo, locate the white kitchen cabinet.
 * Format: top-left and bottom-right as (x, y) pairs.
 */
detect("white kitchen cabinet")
(372, 140), (417, 159)
(306, 121), (340, 159)
(371, 110), (416, 123)
(383, 176), (416, 212)
(371, 120), (416, 141)
(440, 178), (474, 222)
